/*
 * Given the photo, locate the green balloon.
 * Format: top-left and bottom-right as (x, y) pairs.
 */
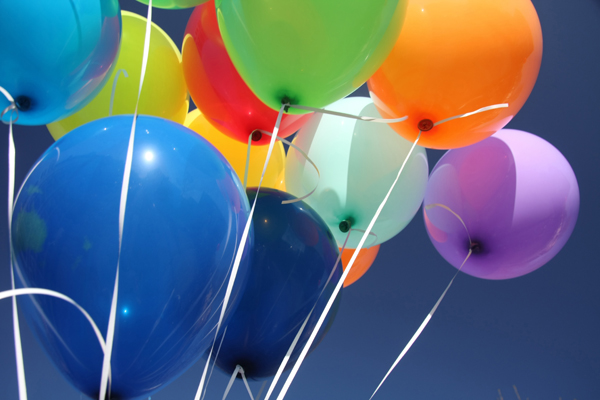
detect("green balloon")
(136, 0), (208, 9)
(285, 97), (429, 249)
(217, 0), (407, 114)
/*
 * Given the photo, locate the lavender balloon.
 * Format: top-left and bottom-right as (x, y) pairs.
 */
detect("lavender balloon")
(424, 129), (579, 280)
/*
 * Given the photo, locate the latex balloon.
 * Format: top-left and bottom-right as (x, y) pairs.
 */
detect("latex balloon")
(11, 116), (251, 399)
(184, 109), (286, 189)
(340, 245), (380, 287)
(216, 0), (407, 114)
(214, 188), (342, 379)
(285, 97), (429, 249)
(0, 1), (121, 125)
(424, 129), (579, 280)
(48, 11), (189, 140)
(137, 0), (208, 9)
(182, 2), (311, 145)
(368, 0), (543, 149)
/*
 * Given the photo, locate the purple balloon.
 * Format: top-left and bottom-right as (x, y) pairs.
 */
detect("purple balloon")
(424, 129), (579, 280)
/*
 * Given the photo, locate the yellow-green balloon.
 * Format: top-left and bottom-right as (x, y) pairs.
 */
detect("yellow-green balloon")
(47, 11), (189, 140)
(136, 0), (208, 9)
(217, 0), (407, 114)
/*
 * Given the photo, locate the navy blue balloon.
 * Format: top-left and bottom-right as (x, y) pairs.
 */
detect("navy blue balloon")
(0, 0), (121, 125)
(11, 116), (251, 399)
(213, 188), (342, 379)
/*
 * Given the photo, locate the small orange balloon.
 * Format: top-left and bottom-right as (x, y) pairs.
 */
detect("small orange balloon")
(368, 0), (543, 149)
(340, 245), (380, 287)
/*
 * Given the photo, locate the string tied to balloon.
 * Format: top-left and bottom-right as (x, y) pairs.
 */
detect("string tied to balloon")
(273, 102), (509, 400)
(222, 365), (254, 400)
(109, 69), (129, 117)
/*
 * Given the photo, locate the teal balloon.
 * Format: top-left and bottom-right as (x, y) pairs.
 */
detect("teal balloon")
(285, 97), (429, 248)
(0, 0), (121, 125)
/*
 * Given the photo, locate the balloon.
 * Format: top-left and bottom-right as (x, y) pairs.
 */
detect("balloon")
(0, 0), (121, 125)
(216, 0), (407, 114)
(184, 109), (286, 189)
(137, 0), (208, 9)
(340, 245), (380, 287)
(424, 129), (579, 280)
(214, 188), (342, 379)
(182, 2), (311, 145)
(285, 97), (429, 249)
(48, 11), (189, 140)
(368, 0), (543, 149)
(11, 116), (251, 398)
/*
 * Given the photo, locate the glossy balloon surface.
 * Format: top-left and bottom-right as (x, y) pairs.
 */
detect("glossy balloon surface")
(285, 97), (429, 248)
(340, 245), (380, 287)
(48, 11), (189, 140)
(214, 188), (342, 379)
(137, 0), (208, 9)
(368, 0), (543, 149)
(216, 0), (407, 113)
(424, 129), (579, 279)
(0, 0), (121, 125)
(182, 2), (311, 145)
(185, 109), (286, 189)
(12, 116), (251, 398)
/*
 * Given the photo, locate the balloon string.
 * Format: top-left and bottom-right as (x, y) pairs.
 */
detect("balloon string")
(349, 228), (378, 248)
(1, 85), (27, 400)
(274, 129), (423, 400)
(368, 249), (472, 400)
(255, 381), (268, 400)
(222, 365), (242, 400)
(256, 130), (320, 205)
(424, 203), (472, 244)
(262, 229), (350, 400)
(108, 69), (129, 117)
(200, 326), (228, 400)
(433, 103), (508, 127)
(288, 104), (408, 124)
(194, 103), (287, 400)
(240, 367), (255, 400)
(243, 134), (252, 190)
(99, 2), (153, 399)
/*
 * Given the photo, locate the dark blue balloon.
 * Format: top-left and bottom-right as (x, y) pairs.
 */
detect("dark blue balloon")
(213, 188), (342, 379)
(11, 116), (251, 399)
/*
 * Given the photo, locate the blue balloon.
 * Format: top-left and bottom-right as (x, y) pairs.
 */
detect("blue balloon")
(0, 0), (121, 125)
(213, 188), (342, 379)
(11, 116), (251, 399)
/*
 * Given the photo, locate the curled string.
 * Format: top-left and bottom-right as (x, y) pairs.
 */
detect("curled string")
(425, 203), (472, 244)
(263, 229), (352, 400)
(109, 69), (129, 117)
(99, 2), (153, 399)
(194, 103), (287, 400)
(1, 85), (27, 400)
(274, 103), (507, 400)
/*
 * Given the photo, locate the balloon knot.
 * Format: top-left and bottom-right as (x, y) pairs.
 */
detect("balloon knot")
(470, 241), (482, 254)
(281, 96), (292, 112)
(339, 217), (354, 233)
(15, 95), (31, 112)
(418, 119), (433, 132)
(251, 130), (262, 142)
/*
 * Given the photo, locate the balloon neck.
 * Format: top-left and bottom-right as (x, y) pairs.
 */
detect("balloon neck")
(15, 96), (31, 112)
(418, 119), (433, 132)
(251, 130), (262, 142)
(339, 217), (354, 233)
(281, 96), (292, 113)
(470, 241), (482, 254)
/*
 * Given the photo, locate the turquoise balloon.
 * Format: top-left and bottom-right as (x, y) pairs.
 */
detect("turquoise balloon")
(0, 0), (121, 125)
(285, 97), (429, 249)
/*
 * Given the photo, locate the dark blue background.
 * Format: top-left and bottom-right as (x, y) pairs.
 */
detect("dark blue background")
(1, 0), (598, 399)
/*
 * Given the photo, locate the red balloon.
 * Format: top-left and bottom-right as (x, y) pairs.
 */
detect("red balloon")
(182, 1), (312, 146)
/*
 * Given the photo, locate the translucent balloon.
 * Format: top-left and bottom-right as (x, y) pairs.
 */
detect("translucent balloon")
(48, 11), (189, 140)
(285, 97), (429, 249)
(216, 0), (407, 113)
(368, 0), (543, 149)
(0, 0), (121, 125)
(424, 129), (579, 279)
(184, 109), (286, 190)
(340, 245), (380, 287)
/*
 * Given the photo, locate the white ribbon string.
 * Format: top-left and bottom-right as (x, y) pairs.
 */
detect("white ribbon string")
(368, 250), (472, 400)
(98, 2), (153, 399)
(200, 326), (228, 400)
(194, 103), (287, 400)
(274, 103), (507, 400)
(433, 104), (508, 127)
(1, 84), (27, 400)
(263, 230), (350, 400)
(288, 104), (408, 124)
(240, 368), (255, 400)
(222, 365), (242, 400)
(109, 69), (129, 117)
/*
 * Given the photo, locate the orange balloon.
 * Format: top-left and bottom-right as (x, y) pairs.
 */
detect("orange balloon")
(340, 245), (380, 287)
(368, 0), (542, 149)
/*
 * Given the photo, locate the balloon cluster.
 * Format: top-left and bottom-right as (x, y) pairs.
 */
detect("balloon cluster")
(1, 0), (579, 398)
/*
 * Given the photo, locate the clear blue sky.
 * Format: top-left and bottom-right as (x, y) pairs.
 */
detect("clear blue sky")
(1, 0), (598, 399)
